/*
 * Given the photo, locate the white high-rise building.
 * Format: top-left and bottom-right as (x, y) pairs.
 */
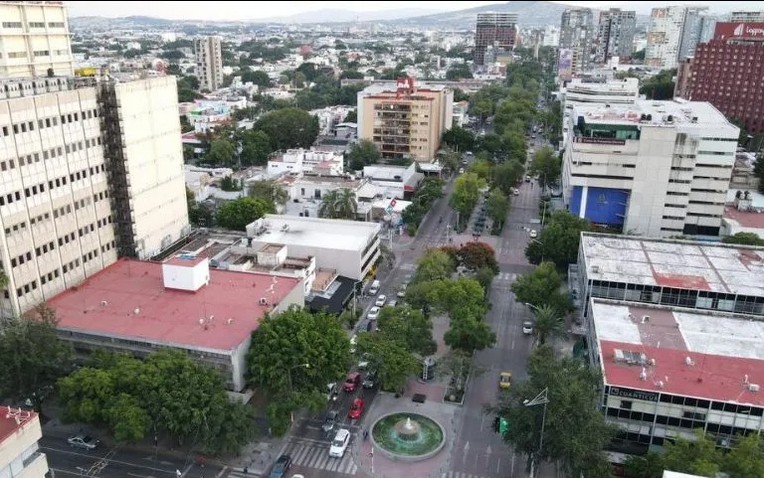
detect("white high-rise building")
(0, 75), (189, 317)
(0, 1), (74, 78)
(561, 100), (739, 238)
(194, 36), (223, 92)
(646, 5), (709, 69)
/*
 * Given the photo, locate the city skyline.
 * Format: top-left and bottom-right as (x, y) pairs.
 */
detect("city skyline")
(65, 1), (763, 21)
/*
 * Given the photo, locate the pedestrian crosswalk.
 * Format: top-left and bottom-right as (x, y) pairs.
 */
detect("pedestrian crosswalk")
(284, 439), (358, 475)
(442, 472), (493, 478)
(497, 272), (516, 282)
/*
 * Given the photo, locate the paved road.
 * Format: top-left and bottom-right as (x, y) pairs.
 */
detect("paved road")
(41, 433), (219, 478)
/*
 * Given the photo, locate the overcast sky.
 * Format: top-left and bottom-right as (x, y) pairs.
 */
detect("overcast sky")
(65, 1), (762, 21)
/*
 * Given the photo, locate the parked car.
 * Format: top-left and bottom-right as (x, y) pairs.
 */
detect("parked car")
(387, 300), (398, 308)
(375, 295), (387, 307)
(67, 434), (99, 450)
(499, 371), (512, 390)
(322, 410), (339, 434)
(397, 282), (408, 298)
(268, 454), (292, 478)
(348, 398), (365, 420)
(367, 306), (380, 320)
(369, 280), (380, 295)
(343, 372), (361, 392)
(522, 321), (534, 335)
(329, 429), (351, 458)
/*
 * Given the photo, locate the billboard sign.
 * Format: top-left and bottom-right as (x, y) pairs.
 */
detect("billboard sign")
(558, 48), (573, 82)
(714, 22), (764, 41)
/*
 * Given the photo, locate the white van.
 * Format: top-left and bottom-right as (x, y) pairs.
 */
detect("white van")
(369, 280), (380, 295)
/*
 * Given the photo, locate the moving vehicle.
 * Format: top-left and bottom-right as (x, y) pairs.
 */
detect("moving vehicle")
(326, 382), (339, 402)
(529, 229), (538, 239)
(499, 372), (512, 390)
(375, 295), (387, 307)
(348, 398), (365, 420)
(343, 372), (361, 392)
(329, 429), (351, 458)
(522, 321), (534, 335)
(268, 454), (292, 478)
(363, 369), (378, 389)
(322, 410), (339, 433)
(67, 434), (99, 450)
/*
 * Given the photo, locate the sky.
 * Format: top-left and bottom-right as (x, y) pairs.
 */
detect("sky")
(65, 1), (763, 21)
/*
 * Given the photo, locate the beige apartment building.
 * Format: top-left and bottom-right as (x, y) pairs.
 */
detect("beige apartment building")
(0, 1), (74, 78)
(194, 36), (223, 91)
(0, 406), (49, 478)
(357, 78), (453, 163)
(0, 75), (189, 318)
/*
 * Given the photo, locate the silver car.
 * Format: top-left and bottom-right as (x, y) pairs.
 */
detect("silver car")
(68, 434), (99, 450)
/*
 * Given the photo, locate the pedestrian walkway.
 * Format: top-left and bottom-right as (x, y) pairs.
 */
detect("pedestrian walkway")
(284, 438), (358, 475)
(496, 272), (517, 282)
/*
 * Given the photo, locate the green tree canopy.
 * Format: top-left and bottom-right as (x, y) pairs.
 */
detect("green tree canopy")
(241, 69), (272, 88)
(239, 129), (273, 166)
(722, 231), (764, 246)
(58, 350), (255, 454)
(525, 211), (591, 269)
(451, 172), (486, 217)
(531, 304), (565, 345)
(497, 345), (615, 478)
(511, 261), (571, 314)
(206, 138), (236, 167)
(0, 306), (73, 414)
(445, 63), (473, 81)
(248, 179), (288, 205)
(254, 108), (319, 150)
(486, 189), (509, 228)
(443, 315), (496, 353)
(442, 126), (476, 152)
(318, 188), (358, 219)
(468, 158), (493, 181)
(355, 332), (419, 393)
(639, 68), (676, 101)
(347, 139), (381, 171)
(528, 146), (561, 188)
(216, 197), (275, 231)
(377, 305), (437, 357)
(413, 249), (456, 283)
(493, 159), (525, 195)
(459, 241), (499, 273)
(246, 307), (351, 433)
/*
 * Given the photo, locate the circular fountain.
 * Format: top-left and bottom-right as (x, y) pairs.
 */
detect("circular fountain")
(371, 412), (446, 462)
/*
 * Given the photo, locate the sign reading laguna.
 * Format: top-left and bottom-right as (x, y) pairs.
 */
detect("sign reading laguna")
(714, 22), (764, 40)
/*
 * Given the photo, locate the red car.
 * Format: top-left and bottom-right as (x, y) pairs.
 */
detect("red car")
(348, 398), (365, 419)
(343, 372), (361, 392)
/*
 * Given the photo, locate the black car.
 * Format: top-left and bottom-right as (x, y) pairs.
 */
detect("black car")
(268, 454), (292, 478)
(363, 369), (378, 389)
(322, 410), (339, 434)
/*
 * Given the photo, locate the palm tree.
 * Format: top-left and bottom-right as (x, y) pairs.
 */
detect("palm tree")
(318, 188), (358, 220)
(532, 304), (565, 346)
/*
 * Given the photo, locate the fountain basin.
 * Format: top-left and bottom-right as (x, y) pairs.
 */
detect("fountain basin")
(370, 412), (446, 462)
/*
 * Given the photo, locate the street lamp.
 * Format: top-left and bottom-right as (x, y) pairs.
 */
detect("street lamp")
(287, 363), (311, 423)
(523, 387), (550, 478)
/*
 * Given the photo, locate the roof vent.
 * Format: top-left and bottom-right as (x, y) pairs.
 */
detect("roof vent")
(133, 307), (140, 315)
(639, 367), (647, 381)
(749, 383), (761, 392)
(100, 300), (108, 307)
(259, 297), (269, 305)
(685, 356), (695, 366)
(591, 265), (600, 273)
(656, 380), (665, 388)
(641, 315), (650, 324)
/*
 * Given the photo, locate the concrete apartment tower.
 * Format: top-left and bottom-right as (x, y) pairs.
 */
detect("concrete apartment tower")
(194, 36), (223, 91)
(0, 1), (75, 78)
(646, 5), (710, 69)
(473, 12), (518, 67)
(596, 8), (636, 63)
(560, 8), (595, 75)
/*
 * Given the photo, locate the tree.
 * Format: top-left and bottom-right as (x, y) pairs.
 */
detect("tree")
(344, 110), (357, 123)
(497, 345), (615, 478)
(661, 432), (724, 477)
(528, 146), (561, 188)
(724, 434), (764, 478)
(494, 159), (524, 195)
(379, 306), (437, 357)
(531, 304), (564, 345)
(180, 115), (192, 133)
(249, 179), (288, 206)
(444, 316), (496, 353)
(427, 278), (487, 320)
(442, 126), (476, 152)
(446, 63), (473, 81)
(206, 139), (236, 167)
(220, 176), (241, 192)
(239, 129), (273, 166)
(722, 232), (764, 246)
(459, 242), (499, 273)
(246, 307), (351, 433)
(475, 267), (496, 292)
(241, 69), (272, 88)
(216, 197), (275, 231)
(511, 262), (571, 314)
(254, 108), (319, 150)
(468, 159), (493, 181)
(413, 249), (455, 284)
(347, 139), (380, 170)
(186, 187), (213, 227)
(318, 188), (358, 219)
(450, 172), (486, 217)
(639, 68), (676, 100)
(486, 189), (509, 228)
(525, 211), (591, 269)
(355, 332), (419, 393)
(0, 306), (73, 414)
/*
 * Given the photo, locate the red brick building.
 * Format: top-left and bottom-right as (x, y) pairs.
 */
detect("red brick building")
(675, 22), (764, 133)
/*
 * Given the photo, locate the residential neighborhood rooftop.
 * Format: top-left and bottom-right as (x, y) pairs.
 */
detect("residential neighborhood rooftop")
(248, 215), (380, 252)
(580, 233), (764, 297)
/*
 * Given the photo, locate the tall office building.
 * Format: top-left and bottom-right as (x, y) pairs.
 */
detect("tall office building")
(0, 1), (74, 78)
(646, 5), (709, 69)
(560, 8), (595, 75)
(730, 11), (764, 22)
(194, 36), (223, 91)
(596, 8), (636, 63)
(0, 75), (190, 317)
(474, 13), (518, 67)
(357, 77), (453, 163)
(675, 20), (764, 134)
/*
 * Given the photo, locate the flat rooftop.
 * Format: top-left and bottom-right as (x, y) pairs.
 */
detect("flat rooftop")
(572, 99), (737, 135)
(0, 406), (37, 443)
(47, 259), (301, 351)
(249, 215), (380, 252)
(581, 233), (764, 297)
(592, 299), (764, 406)
(724, 206), (764, 229)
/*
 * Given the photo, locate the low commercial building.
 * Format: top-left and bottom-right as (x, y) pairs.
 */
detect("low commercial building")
(576, 232), (764, 323)
(362, 163), (423, 200)
(246, 215), (380, 281)
(561, 100), (739, 236)
(47, 254), (304, 392)
(267, 148), (344, 178)
(0, 406), (49, 478)
(277, 175), (371, 220)
(589, 298), (764, 452)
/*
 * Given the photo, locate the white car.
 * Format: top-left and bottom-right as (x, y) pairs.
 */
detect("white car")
(329, 428), (350, 458)
(522, 321), (534, 335)
(350, 334), (358, 353)
(375, 295), (387, 307)
(367, 306), (380, 320)
(529, 229), (538, 239)
(67, 434), (99, 450)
